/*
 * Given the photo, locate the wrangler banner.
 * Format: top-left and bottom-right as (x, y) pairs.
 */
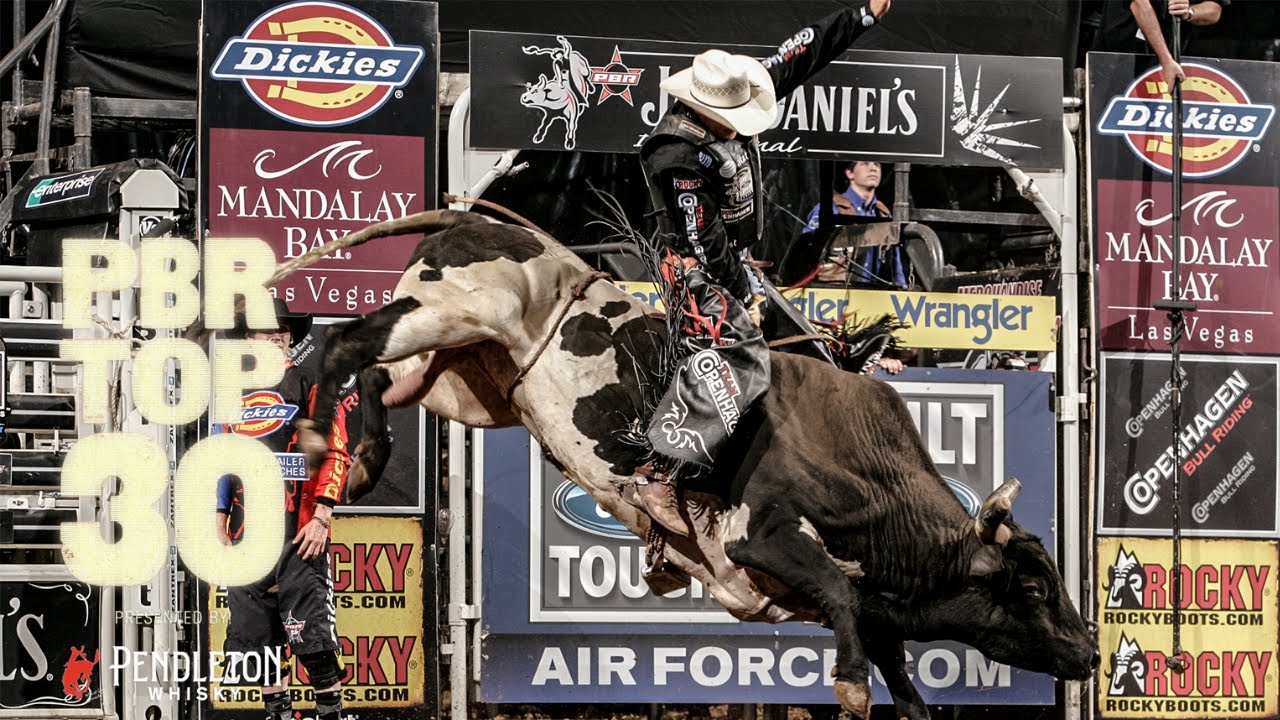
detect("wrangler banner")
(1097, 353), (1279, 538)
(480, 368), (1058, 704)
(470, 31), (1063, 168)
(204, 515), (424, 714)
(200, 0), (439, 315)
(1096, 537), (1278, 720)
(615, 282), (1057, 351)
(1088, 53), (1280, 353)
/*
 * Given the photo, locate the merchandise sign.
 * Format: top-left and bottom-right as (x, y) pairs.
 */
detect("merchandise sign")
(470, 31), (1063, 168)
(615, 281), (1057, 351)
(1097, 353), (1279, 537)
(1096, 537), (1278, 720)
(200, 0), (439, 315)
(206, 516), (424, 711)
(481, 368), (1057, 704)
(1095, 180), (1280, 354)
(0, 580), (101, 711)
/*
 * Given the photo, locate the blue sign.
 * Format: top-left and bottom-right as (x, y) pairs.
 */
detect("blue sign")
(480, 368), (1059, 704)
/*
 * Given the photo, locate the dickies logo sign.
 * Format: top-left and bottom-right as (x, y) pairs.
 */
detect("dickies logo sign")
(1097, 63), (1275, 178)
(210, 0), (425, 126)
(229, 391), (300, 438)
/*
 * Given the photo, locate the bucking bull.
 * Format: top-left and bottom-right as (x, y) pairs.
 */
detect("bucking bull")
(281, 210), (1097, 719)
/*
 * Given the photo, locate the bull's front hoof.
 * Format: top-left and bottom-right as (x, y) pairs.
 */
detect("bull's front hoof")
(294, 419), (329, 471)
(834, 679), (871, 720)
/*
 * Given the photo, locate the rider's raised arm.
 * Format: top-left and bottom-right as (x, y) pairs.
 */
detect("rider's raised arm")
(761, 4), (883, 101)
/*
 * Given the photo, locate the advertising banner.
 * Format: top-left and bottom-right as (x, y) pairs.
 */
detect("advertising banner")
(200, 0), (439, 316)
(0, 580), (100, 712)
(481, 368), (1057, 704)
(206, 516), (424, 713)
(1088, 53), (1280, 354)
(1096, 537), (1278, 720)
(930, 264), (1060, 298)
(1095, 180), (1279, 354)
(470, 31), (1063, 168)
(1097, 353), (1279, 538)
(616, 281), (1057, 351)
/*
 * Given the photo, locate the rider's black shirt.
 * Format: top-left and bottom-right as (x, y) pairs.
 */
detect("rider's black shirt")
(640, 5), (878, 302)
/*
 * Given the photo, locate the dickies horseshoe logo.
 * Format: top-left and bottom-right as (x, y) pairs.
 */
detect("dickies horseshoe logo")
(229, 391), (300, 438)
(1097, 63), (1275, 178)
(210, 0), (425, 126)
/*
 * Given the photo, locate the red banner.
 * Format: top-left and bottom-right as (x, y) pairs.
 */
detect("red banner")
(207, 127), (423, 314)
(1096, 180), (1280, 354)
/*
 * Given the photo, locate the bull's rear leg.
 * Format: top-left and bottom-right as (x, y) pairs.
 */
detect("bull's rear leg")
(342, 366), (394, 503)
(723, 503), (871, 720)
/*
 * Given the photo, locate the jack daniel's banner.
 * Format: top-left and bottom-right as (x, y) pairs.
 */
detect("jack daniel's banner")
(469, 31), (1064, 169)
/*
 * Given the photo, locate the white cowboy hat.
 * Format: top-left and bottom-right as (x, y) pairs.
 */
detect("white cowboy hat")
(661, 49), (777, 136)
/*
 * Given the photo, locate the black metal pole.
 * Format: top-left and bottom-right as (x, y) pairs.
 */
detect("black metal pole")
(1151, 12), (1193, 674)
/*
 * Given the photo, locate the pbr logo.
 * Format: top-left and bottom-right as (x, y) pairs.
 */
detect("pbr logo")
(210, 0), (425, 127)
(1097, 62), (1276, 178)
(229, 391), (300, 438)
(590, 47), (644, 106)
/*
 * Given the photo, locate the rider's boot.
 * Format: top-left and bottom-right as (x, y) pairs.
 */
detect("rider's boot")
(635, 465), (691, 537)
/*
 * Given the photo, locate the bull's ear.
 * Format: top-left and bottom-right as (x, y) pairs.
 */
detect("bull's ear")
(969, 545), (1005, 578)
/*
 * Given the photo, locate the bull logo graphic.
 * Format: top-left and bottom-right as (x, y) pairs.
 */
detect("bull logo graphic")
(62, 646), (98, 701)
(521, 36), (597, 150)
(1103, 546), (1145, 609)
(1106, 634), (1147, 697)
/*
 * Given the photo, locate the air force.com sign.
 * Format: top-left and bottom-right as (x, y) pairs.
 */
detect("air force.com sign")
(481, 369), (1057, 705)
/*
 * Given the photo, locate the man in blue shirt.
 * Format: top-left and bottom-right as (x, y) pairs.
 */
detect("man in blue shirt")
(802, 160), (905, 287)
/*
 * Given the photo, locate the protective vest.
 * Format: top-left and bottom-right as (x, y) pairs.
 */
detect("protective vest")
(643, 109), (766, 253)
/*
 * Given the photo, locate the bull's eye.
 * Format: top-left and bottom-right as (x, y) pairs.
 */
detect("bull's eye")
(1023, 582), (1046, 604)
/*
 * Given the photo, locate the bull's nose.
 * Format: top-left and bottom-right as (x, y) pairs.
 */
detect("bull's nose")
(1090, 651), (1101, 670)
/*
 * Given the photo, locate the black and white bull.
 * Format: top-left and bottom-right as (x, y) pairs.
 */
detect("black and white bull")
(291, 210), (1098, 719)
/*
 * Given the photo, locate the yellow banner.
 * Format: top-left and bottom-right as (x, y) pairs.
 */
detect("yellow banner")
(1096, 537), (1278, 719)
(207, 516), (424, 709)
(613, 282), (1058, 351)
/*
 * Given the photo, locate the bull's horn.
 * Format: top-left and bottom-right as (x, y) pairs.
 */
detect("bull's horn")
(974, 478), (1021, 546)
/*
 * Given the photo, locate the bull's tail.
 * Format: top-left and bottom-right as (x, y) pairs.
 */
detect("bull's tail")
(268, 208), (482, 286)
